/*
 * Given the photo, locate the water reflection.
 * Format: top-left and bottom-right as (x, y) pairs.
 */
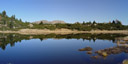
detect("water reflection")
(0, 33), (128, 64)
(0, 33), (127, 50)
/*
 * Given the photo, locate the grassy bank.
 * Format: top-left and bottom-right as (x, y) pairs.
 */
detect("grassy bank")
(0, 29), (128, 35)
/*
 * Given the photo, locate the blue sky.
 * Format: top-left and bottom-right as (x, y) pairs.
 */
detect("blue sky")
(0, 0), (128, 25)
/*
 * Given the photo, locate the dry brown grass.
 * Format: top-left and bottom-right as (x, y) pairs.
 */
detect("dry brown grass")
(0, 29), (128, 35)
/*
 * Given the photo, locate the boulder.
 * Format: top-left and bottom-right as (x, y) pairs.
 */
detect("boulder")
(87, 51), (92, 54)
(91, 56), (99, 59)
(79, 47), (92, 51)
(102, 52), (108, 57)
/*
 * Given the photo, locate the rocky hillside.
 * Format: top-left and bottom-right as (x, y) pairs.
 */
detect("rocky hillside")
(33, 20), (66, 24)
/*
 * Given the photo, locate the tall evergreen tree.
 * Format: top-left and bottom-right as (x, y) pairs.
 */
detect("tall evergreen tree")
(39, 22), (43, 25)
(3, 19), (6, 25)
(82, 21), (86, 25)
(10, 15), (14, 29)
(93, 21), (96, 24)
(112, 20), (116, 24)
(2, 10), (6, 17)
(19, 19), (22, 22)
(115, 20), (122, 25)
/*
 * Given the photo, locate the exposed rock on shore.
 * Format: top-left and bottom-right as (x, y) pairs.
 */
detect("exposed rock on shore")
(95, 46), (128, 57)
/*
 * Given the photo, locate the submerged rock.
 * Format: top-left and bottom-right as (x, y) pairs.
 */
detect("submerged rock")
(91, 56), (99, 59)
(87, 51), (92, 54)
(79, 47), (92, 51)
(97, 50), (102, 54)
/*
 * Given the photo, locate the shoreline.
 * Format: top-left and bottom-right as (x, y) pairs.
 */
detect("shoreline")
(0, 29), (128, 35)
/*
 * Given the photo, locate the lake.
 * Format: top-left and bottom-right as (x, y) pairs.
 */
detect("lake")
(0, 33), (128, 64)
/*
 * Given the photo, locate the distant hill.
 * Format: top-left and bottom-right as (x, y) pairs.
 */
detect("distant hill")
(33, 20), (66, 24)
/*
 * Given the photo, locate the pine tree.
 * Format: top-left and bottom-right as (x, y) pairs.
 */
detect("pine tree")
(2, 10), (6, 17)
(10, 15), (14, 29)
(19, 19), (22, 22)
(115, 20), (122, 25)
(39, 22), (43, 25)
(3, 19), (6, 25)
(82, 21), (86, 25)
(112, 20), (116, 24)
(93, 21), (96, 24)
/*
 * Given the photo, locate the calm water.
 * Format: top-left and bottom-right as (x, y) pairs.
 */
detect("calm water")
(0, 33), (128, 64)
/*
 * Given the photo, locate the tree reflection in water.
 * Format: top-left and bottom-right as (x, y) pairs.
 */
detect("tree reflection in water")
(0, 33), (127, 50)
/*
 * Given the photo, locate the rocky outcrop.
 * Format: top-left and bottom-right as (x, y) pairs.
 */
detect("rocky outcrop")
(95, 46), (128, 57)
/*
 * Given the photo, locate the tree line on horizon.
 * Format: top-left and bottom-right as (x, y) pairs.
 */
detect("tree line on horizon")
(35, 19), (128, 31)
(0, 10), (128, 31)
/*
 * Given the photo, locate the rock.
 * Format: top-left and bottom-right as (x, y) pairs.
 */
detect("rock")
(87, 51), (92, 54)
(91, 56), (99, 59)
(123, 60), (128, 64)
(94, 46), (128, 58)
(102, 52), (108, 57)
(79, 47), (92, 51)
(97, 50), (102, 54)
(111, 50), (121, 54)
(79, 48), (87, 51)
(107, 51), (112, 54)
(95, 50), (103, 55)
